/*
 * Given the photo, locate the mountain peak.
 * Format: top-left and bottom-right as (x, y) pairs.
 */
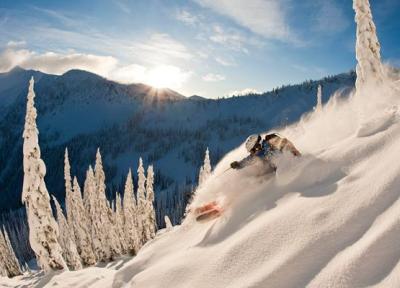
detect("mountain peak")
(61, 69), (105, 81)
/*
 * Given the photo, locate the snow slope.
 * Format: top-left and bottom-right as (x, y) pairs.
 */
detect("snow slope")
(3, 65), (399, 288)
(107, 76), (400, 288)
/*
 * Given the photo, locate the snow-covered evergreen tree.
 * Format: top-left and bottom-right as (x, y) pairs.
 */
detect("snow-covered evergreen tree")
(52, 197), (82, 271)
(115, 193), (128, 255)
(164, 215), (173, 231)
(94, 149), (121, 261)
(353, 0), (384, 92)
(64, 149), (74, 229)
(198, 148), (212, 186)
(0, 247), (6, 277)
(21, 77), (66, 272)
(123, 169), (139, 255)
(144, 165), (157, 242)
(0, 227), (21, 277)
(136, 158), (146, 246)
(316, 85), (322, 111)
(83, 166), (95, 215)
(71, 177), (96, 266)
(83, 166), (103, 261)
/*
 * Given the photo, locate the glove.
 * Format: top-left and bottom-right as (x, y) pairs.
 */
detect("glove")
(230, 161), (240, 169)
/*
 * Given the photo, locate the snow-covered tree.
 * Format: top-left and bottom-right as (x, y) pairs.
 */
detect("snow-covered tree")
(83, 166), (103, 261)
(0, 249), (6, 277)
(52, 197), (82, 271)
(143, 165), (157, 242)
(164, 215), (173, 231)
(353, 0), (384, 92)
(315, 85), (322, 111)
(198, 148), (212, 186)
(64, 149), (74, 229)
(0, 227), (21, 277)
(21, 77), (66, 272)
(71, 177), (96, 266)
(83, 166), (95, 215)
(136, 158), (147, 246)
(115, 193), (127, 254)
(93, 149), (121, 261)
(123, 169), (139, 255)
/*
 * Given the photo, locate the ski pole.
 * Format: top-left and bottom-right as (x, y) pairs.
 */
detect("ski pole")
(216, 167), (232, 178)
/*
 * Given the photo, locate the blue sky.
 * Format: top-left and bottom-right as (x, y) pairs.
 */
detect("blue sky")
(0, 0), (399, 98)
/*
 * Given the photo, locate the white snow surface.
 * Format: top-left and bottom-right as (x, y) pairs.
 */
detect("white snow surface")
(2, 72), (400, 287)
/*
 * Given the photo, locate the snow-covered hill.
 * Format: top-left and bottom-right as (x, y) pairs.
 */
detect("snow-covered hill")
(3, 64), (398, 288)
(4, 62), (398, 288)
(1, 0), (400, 286)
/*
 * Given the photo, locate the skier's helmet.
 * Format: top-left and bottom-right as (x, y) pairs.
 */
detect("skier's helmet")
(245, 134), (261, 152)
(264, 133), (279, 141)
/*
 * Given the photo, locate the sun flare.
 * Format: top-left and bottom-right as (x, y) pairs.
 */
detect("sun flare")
(145, 65), (190, 89)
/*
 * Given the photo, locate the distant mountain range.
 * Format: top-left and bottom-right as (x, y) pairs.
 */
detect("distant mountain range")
(0, 67), (356, 220)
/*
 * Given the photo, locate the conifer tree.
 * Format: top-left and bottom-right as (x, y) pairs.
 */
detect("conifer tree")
(123, 169), (139, 254)
(164, 215), (173, 231)
(52, 197), (82, 271)
(84, 166), (103, 261)
(144, 165), (157, 242)
(316, 85), (322, 112)
(0, 227), (22, 277)
(136, 158), (146, 246)
(64, 149), (74, 230)
(353, 0), (383, 92)
(115, 193), (128, 254)
(94, 149), (121, 261)
(21, 77), (66, 272)
(71, 177), (96, 266)
(198, 148), (212, 186)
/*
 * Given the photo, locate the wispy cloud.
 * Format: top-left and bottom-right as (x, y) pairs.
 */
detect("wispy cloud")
(209, 25), (249, 53)
(130, 33), (193, 63)
(115, 1), (132, 14)
(202, 73), (225, 82)
(215, 56), (236, 67)
(6, 40), (26, 48)
(194, 0), (293, 42)
(176, 9), (199, 26)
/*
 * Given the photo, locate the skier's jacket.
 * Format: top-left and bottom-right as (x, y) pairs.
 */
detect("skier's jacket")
(232, 135), (300, 170)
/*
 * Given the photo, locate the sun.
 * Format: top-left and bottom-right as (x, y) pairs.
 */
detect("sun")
(145, 65), (189, 89)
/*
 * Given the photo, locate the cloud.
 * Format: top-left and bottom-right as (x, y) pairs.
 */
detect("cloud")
(176, 10), (199, 26)
(209, 25), (249, 53)
(202, 73), (225, 82)
(0, 47), (192, 89)
(115, 1), (132, 14)
(194, 0), (292, 42)
(215, 56), (236, 67)
(227, 88), (261, 97)
(130, 33), (193, 64)
(6, 40), (26, 48)
(0, 48), (117, 76)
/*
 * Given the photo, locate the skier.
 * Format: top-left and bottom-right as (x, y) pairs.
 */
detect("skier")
(230, 133), (301, 171)
(195, 133), (300, 222)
